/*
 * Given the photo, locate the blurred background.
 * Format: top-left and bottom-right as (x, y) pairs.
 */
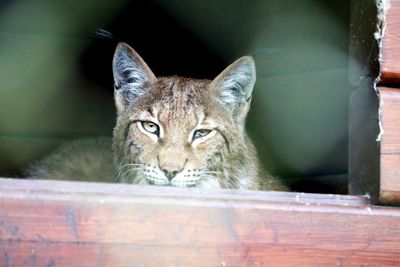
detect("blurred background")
(0, 0), (352, 192)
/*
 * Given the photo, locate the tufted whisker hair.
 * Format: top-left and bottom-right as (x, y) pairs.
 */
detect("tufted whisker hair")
(201, 170), (222, 176)
(115, 163), (144, 183)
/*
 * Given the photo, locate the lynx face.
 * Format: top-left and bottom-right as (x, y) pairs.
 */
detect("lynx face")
(112, 43), (262, 189)
(25, 42), (284, 191)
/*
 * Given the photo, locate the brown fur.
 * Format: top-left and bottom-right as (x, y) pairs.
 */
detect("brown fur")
(26, 43), (286, 191)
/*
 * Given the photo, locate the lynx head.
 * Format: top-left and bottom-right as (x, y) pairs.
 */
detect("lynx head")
(112, 42), (259, 189)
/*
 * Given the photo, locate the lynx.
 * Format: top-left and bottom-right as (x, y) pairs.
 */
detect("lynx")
(27, 43), (286, 191)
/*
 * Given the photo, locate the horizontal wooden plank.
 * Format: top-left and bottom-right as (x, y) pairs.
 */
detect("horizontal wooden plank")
(2, 242), (400, 267)
(380, 0), (400, 85)
(1, 178), (400, 266)
(380, 154), (400, 204)
(378, 87), (400, 204)
(0, 178), (368, 207)
(379, 87), (400, 154)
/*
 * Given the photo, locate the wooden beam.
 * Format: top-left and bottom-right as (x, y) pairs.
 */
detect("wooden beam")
(1, 178), (400, 266)
(380, 0), (400, 85)
(377, 0), (400, 204)
(349, 0), (400, 205)
(379, 87), (400, 203)
(348, 0), (380, 202)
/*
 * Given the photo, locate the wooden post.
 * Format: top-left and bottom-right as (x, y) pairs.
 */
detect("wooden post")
(348, 0), (381, 202)
(380, 0), (400, 85)
(349, 0), (400, 204)
(379, 87), (400, 203)
(378, 1), (400, 204)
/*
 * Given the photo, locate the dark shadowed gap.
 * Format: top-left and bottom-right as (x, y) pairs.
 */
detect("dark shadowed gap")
(78, 0), (226, 96)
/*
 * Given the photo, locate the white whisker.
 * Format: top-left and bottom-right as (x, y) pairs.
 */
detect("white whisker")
(115, 163), (144, 184)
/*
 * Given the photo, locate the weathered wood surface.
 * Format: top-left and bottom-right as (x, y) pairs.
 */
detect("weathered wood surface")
(380, 0), (400, 85)
(348, 0), (381, 202)
(378, 1), (400, 204)
(349, 0), (400, 204)
(379, 87), (400, 204)
(1, 178), (400, 266)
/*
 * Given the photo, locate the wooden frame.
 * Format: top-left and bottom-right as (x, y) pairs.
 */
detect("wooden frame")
(1, 0), (400, 265)
(349, 0), (400, 205)
(1, 178), (400, 266)
(377, 1), (400, 203)
(380, 0), (400, 85)
(379, 87), (400, 203)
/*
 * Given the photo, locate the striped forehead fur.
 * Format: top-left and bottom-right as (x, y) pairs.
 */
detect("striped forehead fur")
(145, 77), (210, 120)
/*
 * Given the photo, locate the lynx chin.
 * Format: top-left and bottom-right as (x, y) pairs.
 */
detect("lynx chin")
(26, 42), (286, 191)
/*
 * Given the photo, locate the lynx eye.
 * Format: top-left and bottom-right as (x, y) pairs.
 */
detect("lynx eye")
(193, 129), (212, 140)
(141, 121), (160, 135)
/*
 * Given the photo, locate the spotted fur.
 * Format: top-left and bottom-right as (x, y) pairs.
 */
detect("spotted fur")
(26, 42), (286, 191)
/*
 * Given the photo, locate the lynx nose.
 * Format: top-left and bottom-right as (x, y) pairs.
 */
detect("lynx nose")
(161, 164), (182, 181)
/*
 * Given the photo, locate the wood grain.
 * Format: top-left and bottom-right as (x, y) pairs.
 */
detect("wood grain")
(381, 154), (400, 203)
(379, 88), (400, 154)
(1, 178), (400, 266)
(379, 87), (400, 203)
(380, 0), (400, 84)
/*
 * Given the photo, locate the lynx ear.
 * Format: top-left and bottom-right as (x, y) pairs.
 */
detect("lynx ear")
(210, 56), (256, 121)
(113, 42), (156, 113)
